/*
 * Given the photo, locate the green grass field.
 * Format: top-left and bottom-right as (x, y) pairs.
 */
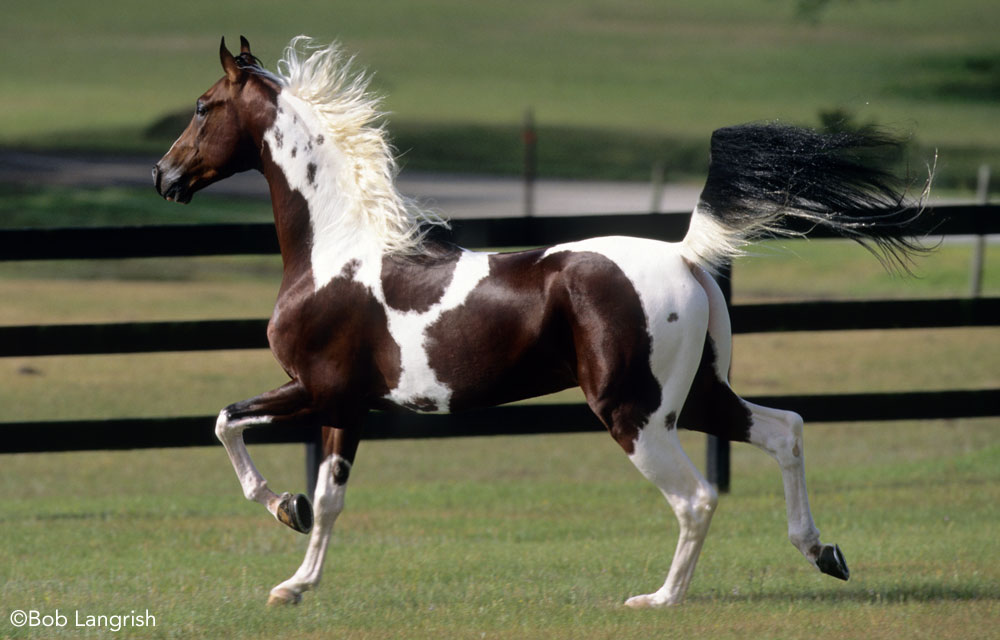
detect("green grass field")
(3, 0), (999, 187)
(1, 423), (997, 639)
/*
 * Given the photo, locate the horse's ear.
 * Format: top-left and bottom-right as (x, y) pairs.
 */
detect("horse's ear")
(240, 36), (253, 57)
(219, 37), (242, 82)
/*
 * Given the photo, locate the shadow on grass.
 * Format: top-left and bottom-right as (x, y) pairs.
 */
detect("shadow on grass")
(695, 581), (998, 605)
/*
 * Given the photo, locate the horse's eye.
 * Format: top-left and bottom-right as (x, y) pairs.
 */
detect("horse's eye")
(196, 101), (207, 117)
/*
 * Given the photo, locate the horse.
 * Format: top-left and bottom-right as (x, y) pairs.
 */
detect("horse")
(154, 36), (928, 607)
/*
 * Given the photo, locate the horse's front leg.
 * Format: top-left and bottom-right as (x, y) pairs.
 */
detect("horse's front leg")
(268, 426), (360, 606)
(215, 380), (316, 533)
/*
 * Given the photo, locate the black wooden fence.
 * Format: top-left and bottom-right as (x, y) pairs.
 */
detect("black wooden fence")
(1, 205), (998, 493)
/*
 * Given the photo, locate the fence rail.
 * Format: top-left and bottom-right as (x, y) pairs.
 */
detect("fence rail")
(2, 388), (996, 455)
(2, 297), (996, 358)
(0, 204), (995, 261)
(2, 205), (997, 480)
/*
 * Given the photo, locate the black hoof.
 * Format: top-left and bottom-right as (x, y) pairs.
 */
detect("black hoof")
(817, 544), (850, 581)
(276, 493), (313, 534)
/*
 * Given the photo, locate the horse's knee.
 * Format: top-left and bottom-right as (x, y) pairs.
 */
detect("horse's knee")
(314, 456), (351, 521)
(695, 482), (718, 522)
(314, 476), (345, 517)
(750, 408), (804, 468)
(675, 481), (718, 535)
(775, 411), (805, 468)
(314, 489), (345, 527)
(215, 409), (270, 502)
(215, 408), (246, 444)
(214, 409), (231, 442)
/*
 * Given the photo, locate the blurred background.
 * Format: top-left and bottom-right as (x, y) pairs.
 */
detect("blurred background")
(2, 0), (998, 190)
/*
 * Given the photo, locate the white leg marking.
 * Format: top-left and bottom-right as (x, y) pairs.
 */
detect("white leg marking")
(625, 426), (718, 608)
(745, 402), (823, 563)
(269, 455), (350, 603)
(215, 410), (282, 516)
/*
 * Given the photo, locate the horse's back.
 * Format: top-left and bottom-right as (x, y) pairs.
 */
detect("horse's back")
(382, 236), (711, 414)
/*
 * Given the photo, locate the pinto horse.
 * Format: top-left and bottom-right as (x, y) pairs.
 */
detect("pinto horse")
(154, 36), (928, 607)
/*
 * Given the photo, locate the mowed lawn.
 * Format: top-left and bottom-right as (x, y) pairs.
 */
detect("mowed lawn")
(0, 423), (996, 639)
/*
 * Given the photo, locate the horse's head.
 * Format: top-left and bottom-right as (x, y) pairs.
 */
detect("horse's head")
(154, 37), (278, 203)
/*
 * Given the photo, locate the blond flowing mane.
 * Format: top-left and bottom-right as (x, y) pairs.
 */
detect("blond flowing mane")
(270, 36), (447, 255)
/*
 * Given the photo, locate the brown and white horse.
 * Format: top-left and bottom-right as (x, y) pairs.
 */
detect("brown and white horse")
(154, 36), (927, 607)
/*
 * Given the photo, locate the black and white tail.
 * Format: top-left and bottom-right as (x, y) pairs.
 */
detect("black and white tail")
(682, 122), (933, 273)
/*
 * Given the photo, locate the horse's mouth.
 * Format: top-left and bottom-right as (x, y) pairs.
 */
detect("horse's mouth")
(153, 165), (193, 204)
(162, 184), (193, 204)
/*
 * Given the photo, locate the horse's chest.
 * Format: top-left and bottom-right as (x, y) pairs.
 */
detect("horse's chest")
(267, 268), (398, 391)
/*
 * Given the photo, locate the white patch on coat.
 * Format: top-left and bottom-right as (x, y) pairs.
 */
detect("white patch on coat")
(264, 92), (381, 288)
(382, 250), (493, 412)
(263, 39), (447, 292)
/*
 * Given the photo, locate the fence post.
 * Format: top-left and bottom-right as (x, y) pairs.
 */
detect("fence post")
(649, 161), (665, 213)
(523, 108), (537, 217)
(706, 262), (732, 493)
(970, 164), (990, 297)
(304, 426), (323, 499)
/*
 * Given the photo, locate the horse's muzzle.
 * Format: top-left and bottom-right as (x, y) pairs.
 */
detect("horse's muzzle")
(151, 164), (163, 194)
(152, 163), (192, 204)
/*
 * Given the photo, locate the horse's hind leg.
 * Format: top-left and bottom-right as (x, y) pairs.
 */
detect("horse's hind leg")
(624, 425), (719, 608)
(268, 426), (359, 605)
(686, 261), (848, 580)
(745, 401), (849, 580)
(577, 308), (716, 606)
(215, 380), (315, 533)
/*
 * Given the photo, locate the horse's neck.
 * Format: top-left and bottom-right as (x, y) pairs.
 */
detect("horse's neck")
(260, 94), (383, 291)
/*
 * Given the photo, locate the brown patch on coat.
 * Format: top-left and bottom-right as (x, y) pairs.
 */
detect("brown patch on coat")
(665, 411), (678, 430)
(423, 249), (578, 411)
(423, 249), (660, 454)
(332, 458), (351, 485)
(381, 242), (462, 313)
(677, 335), (752, 442)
